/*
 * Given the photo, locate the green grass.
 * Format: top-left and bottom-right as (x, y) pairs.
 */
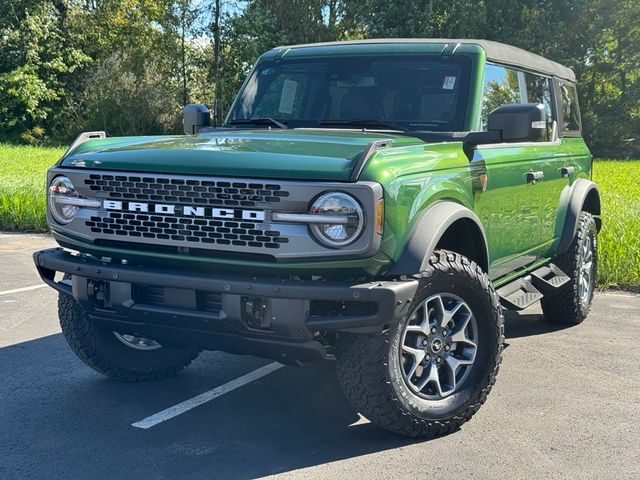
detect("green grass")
(0, 144), (64, 231)
(0, 143), (638, 287)
(593, 160), (640, 289)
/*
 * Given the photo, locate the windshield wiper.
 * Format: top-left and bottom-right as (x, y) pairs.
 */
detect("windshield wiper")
(318, 119), (409, 132)
(228, 118), (288, 129)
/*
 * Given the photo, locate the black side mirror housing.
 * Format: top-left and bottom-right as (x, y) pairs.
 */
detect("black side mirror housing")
(183, 104), (211, 135)
(488, 103), (546, 143)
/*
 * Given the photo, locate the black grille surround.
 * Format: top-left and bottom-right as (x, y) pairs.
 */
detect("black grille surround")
(48, 168), (384, 261)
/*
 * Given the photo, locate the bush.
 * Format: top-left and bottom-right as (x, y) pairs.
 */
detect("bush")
(65, 51), (182, 137)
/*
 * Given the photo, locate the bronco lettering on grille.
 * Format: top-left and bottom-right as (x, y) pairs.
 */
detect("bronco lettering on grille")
(103, 200), (266, 221)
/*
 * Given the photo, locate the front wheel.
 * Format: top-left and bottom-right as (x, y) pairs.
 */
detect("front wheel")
(58, 292), (200, 382)
(336, 251), (504, 438)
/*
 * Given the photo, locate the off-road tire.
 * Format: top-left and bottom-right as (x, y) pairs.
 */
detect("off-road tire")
(58, 291), (200, 382)
(335, 250), (504, 438)
(541, 212), (598, 324)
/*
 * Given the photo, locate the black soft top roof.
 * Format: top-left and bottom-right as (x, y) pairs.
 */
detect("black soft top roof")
(274, 38), (576, 82)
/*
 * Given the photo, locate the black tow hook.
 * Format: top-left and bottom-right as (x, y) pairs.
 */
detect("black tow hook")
(241, 296), (272, 330)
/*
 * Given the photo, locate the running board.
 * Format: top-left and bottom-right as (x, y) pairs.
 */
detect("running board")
(530, 263), (570, 291)
(497, 277), (543, 311)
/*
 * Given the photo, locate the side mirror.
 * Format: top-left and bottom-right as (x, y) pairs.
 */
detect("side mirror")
(183, 104), (211, 135)
(488, 103), (546, 143)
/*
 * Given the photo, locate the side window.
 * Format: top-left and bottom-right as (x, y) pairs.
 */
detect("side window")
(480, 64), (556, 142)
(480, 64), (521, 130)
(525, 73), (554, 141)
(558, 82), (581, 133)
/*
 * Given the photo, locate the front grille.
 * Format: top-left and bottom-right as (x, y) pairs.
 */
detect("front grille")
(81, 174), (292, 251)
(53, 168), (380, 261)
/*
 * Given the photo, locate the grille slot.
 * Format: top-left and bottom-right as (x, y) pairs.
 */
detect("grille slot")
(134, 285), (165, 306)
(133, 285), (223, 314)
(198, 291), (223, 313)
(82, 174), (292, 251)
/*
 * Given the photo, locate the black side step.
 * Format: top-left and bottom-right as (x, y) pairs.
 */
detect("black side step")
(530, 263), (570, 291)
(497, 277), (543, 311)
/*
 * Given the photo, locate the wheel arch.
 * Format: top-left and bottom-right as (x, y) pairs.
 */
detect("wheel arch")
(388, 201), (489, 275)
(557, 179), (601, 254)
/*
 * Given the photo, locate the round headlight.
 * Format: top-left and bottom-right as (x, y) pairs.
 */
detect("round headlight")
(48, 176), (78, 224)
(309, 192), (364, 247)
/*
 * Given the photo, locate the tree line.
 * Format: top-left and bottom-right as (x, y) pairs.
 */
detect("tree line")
(1, 0), (638, 158)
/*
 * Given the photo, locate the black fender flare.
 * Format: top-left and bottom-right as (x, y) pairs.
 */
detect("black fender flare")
(388, 201), (489, 276)
(557, 178), (602, 254)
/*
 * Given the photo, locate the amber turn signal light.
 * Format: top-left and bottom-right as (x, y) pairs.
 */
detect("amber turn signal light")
(375, 198), (384, 235)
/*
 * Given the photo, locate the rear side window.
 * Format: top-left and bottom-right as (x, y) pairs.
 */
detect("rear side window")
(558, 82), (581, 133)
(525, 73), (554, 141)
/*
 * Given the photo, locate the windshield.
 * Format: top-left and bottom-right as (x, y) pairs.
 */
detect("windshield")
(227, 55), (471, 132)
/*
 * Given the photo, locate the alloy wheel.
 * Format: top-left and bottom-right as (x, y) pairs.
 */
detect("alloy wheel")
(579, 235), (595, 305)
(400, 293), (478, 399)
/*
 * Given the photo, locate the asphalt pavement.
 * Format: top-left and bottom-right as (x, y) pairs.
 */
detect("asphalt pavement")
(1, 233), (639, 479)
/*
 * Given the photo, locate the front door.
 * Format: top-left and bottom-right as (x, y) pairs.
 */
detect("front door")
(472, 146), (543, 279)
(471, 64), (544, 279)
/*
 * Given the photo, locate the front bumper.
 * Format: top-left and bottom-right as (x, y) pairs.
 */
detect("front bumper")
(34, 248), (417, 364)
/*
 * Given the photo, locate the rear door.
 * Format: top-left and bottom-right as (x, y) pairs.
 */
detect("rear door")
(534, 79), (590, 256)
(523, 73), (573, 256)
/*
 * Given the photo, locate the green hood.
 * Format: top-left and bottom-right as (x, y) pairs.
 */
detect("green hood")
(60, 129), (422, 181)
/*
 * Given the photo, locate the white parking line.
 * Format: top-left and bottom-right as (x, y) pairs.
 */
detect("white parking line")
(0, 284), (47, 296)
(132, 362), (285, 429)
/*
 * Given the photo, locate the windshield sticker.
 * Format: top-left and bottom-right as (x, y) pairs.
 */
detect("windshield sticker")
(278, 79), (298, 114)
(443, 76), (456, 90)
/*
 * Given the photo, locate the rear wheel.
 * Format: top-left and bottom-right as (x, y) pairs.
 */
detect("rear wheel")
(58, 291), (200, 382)
(336, 251), (504, 438)
(542, 212), (598, 324)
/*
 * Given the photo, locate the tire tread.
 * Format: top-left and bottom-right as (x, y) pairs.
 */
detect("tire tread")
(541, 212), (597, 325)
(336, 250), (504, 438)
(59, 293), (198, 382)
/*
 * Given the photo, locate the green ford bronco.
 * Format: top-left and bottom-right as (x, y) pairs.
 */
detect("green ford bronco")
(34, 39), (601, 438)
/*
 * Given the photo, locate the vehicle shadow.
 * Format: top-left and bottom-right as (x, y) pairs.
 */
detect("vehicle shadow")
(0, 333), (420, 479)
(503, 310), (574, 339)
(1, 308), (567, 479)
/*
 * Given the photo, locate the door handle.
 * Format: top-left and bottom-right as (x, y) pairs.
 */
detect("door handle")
(526, 171), (544, 184)
(559, 166), (575, 177)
